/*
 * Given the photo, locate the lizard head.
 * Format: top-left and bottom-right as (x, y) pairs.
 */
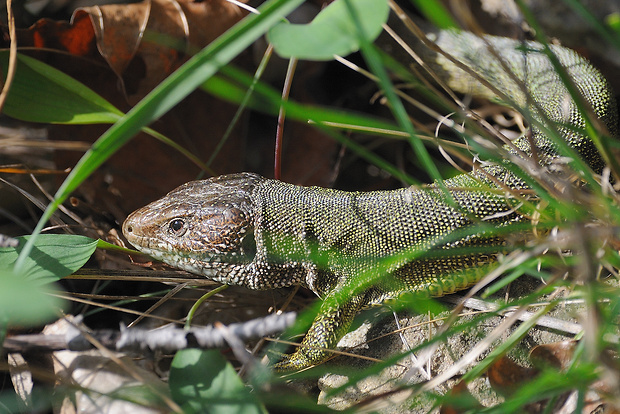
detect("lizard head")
(122, 173), (264, 282)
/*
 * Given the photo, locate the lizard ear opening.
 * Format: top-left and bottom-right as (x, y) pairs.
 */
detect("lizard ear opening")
(241, 229), (256, 261)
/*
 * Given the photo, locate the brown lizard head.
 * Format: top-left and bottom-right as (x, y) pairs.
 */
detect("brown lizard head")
(122, 173), (263, 282)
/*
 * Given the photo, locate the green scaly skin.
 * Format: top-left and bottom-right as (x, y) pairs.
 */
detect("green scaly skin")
(122, 29), (618, 371)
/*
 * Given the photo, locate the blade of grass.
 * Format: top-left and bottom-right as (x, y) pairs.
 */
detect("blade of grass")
(205, 45), (276, 169)
(1, 52), (124, 124)
(560, 0), (620, 50)
(344, 0), (450, 190)
(408, 0), (458, 29)
(0, 53), (212, 172)
(204, 66), (418, 183)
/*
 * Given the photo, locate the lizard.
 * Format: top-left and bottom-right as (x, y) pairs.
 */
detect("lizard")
(122, 27), (618, 371)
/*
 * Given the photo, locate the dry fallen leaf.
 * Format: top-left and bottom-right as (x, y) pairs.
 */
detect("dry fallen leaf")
(15, 0), (247, 102)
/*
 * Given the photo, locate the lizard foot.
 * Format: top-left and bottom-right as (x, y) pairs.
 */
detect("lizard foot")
(272, 292), (369, 372)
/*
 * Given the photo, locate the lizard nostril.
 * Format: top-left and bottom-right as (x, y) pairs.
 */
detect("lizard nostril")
(126, 225), (133, 233)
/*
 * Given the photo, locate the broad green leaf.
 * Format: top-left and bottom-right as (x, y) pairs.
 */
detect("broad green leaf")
(268, 0), (389, 60)
(1, 235), (97, 283)
(0, 273), (65, 326)
(170, 349), (267, 414)
(0, 52), (124, 124)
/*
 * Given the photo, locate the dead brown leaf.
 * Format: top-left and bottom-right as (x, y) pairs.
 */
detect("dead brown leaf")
(13, 0), (247, 102)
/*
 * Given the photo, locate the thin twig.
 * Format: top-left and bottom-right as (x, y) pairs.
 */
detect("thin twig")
(0, 0), (17, 113)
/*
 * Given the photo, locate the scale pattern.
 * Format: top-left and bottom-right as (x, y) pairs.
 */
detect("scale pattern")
(123, 30), (618, 371)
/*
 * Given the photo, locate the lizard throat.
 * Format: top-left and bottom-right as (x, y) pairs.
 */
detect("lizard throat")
(127, 235), (252, 284)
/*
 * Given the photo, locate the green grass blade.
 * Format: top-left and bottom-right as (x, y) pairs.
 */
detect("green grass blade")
(203, 67), (401, 132)
(203, 67), (418, 183)
(560, 0), (620, 50)
(0, 53), (211, 171)
(409, 0), (458, 29)
(0, 52), (123, 124)
(347, 0), (447, 189)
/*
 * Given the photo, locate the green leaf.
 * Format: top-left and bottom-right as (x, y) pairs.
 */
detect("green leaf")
(268, 0), (389, 60)
(0, 52), (124, 124)
(1, 235), (97, 283)
(169, 349), (267, 414)
(0, 274), (65, 327)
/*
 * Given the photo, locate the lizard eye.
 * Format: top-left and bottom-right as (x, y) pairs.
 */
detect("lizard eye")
(168, 218), (187, 236)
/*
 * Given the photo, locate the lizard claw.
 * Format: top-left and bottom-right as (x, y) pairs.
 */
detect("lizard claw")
(272, 347), (323, 372)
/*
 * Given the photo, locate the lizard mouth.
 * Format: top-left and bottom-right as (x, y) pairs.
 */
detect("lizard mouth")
(123, 231), (255, 282)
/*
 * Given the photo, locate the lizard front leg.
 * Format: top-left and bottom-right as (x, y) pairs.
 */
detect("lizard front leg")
(273, 291), (369, 372)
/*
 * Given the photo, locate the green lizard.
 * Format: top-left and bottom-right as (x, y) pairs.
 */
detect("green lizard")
(122, 28), (618, 371)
